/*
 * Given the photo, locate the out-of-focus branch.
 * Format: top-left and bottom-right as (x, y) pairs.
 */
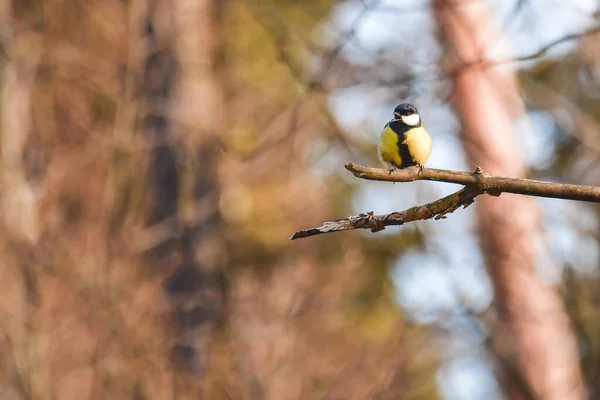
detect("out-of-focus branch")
(290, 185), (482, 240)
(521, 75), (600, 156)
(450, 24), (600, 71)
(507, 24), (600, 63)
(345, 163), (600, 202)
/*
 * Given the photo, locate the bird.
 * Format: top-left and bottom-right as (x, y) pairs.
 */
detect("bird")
(378, 103), (432, 172)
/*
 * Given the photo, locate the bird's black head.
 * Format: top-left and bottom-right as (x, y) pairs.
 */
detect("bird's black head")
(393, 103), (419, 116)
(393, 103), (421, 126)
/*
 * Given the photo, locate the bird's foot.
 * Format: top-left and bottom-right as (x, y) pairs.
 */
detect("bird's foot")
(417, 164), (425, 174)
(388, 166), (397, 175)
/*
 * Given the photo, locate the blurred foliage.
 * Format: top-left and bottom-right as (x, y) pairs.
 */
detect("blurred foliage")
(4, 0), (600, 398)
(0, 0), (440, 399)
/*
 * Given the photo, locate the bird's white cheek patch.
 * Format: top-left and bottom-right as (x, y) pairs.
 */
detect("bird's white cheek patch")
(401, 114), (420, 126)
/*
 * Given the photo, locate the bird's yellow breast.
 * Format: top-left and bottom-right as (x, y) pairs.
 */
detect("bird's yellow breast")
(378, 125), (402, 167)
(404, 126), (432, 166)
(378, 125), (432, 168)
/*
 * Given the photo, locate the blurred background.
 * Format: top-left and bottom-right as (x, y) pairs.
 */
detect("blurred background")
(1, 0), (599, 399)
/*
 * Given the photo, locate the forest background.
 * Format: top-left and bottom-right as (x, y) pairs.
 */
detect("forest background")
(1, 0), (600, 399)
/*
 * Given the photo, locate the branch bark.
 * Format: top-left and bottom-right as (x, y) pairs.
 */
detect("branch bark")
(290, 184), (482, 240)
(290, 164), (600, 240)
(345, 163), (600, 203)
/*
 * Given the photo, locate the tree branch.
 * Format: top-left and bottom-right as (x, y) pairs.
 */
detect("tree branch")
(290, 184), (482, 240)
(290, 164), (600, 240)
(345, 163), (600, 202)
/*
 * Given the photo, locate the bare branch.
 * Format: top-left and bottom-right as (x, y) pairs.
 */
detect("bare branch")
(290, 164), (600, 240)
(345, 163), (600, 203)
(495, 24), (600, 64)
(290, 185), (482, 240)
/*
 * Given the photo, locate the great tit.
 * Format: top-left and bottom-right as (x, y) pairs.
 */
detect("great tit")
(378, 103), (432, 171)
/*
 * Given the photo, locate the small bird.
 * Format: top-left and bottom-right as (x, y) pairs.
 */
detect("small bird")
(378, 103), (432, 172)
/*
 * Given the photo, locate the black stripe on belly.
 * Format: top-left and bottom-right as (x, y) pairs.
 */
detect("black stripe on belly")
(389, 120), (417, 168)
(397, 141), (416, 168)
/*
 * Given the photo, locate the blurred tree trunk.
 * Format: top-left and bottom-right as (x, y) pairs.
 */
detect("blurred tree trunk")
(434, 1), (586, 399)
(0, 1), (40, 243)
(0, 2), (42, 398)
(139, 0), (226, 385)
(0, 0), (444, 398)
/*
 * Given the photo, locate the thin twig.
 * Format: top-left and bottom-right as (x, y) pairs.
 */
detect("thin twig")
(290, 185), (482, 240)
(345, 163), (600, 203)
(290, 164), (600, 240)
